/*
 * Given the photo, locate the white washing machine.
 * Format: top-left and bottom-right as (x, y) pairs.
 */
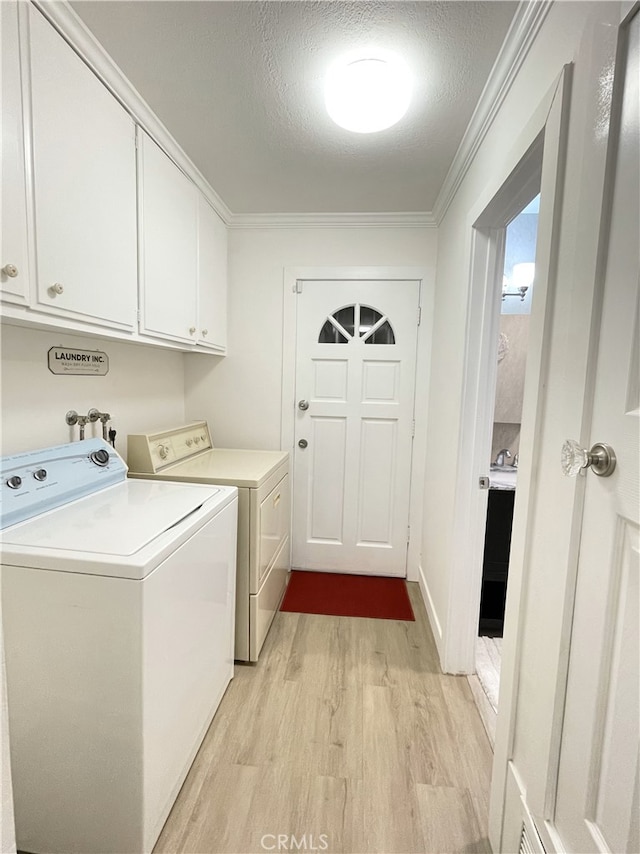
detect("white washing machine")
(0, 438), (238, 854)
(128, 421), (290, 662)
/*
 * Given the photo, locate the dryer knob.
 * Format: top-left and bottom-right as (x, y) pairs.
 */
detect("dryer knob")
(6, 475), (22, 489)
(158, 444), (170, 460)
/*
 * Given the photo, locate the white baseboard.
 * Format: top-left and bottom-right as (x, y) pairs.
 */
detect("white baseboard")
(467, 674), (497, 747)
(417, 564), (444, 665)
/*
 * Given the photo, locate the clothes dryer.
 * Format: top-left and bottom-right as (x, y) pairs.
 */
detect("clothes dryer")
(128, 421), (289, 661)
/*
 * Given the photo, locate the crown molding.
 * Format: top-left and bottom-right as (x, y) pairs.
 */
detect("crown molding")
(432, 0), (554, 225)
(31, 0), (234, 225)
(227, 211), (436, 229)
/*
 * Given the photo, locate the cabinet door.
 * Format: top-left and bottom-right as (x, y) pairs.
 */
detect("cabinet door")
(28, 6), (137, 328)
(139, 131), (198, 343)
(1, 1), (30, 305)
(197, 195), (227, 351)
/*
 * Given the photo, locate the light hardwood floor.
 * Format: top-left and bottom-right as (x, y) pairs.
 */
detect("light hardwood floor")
(154, 583), (493, 854)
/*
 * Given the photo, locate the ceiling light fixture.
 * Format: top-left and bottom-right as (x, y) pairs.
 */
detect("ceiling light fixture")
(325, 50), (412, 134)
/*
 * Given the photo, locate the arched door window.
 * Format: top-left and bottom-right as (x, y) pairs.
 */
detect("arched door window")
(318, 304), (395, 344)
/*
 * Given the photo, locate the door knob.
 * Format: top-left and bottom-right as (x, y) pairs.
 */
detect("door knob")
(2, 264), (18, 278)
(561, 439), (617, 478)
(298, 439), (308, 449)
(298, 399), (309, 411)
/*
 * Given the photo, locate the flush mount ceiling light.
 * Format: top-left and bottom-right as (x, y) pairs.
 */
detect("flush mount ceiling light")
(325, 50), (412, 133)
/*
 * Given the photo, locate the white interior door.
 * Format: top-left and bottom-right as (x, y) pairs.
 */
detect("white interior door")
(551, 11), (639, 852)
(292, 279), (420, 577)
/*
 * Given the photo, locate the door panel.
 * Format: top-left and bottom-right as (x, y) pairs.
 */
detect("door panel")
(313, 358), (348, 400)
(139, 130), (198, 342)
(357, 418), (396, 545)
(552, 11), (639, 852)
(2, 1), (30, 306)
(293, 279), (419, 576)
(29, 6), (137, 327)
(362, 360), (400, 402)
(308, 417), (347, 542)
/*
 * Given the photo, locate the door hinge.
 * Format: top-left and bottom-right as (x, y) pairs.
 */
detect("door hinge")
(411, 419), (416, 437)
(293, 280), (303, 294)
(417, 305), (422, 326)
(136, 309), (141, 325)
(407, 525), (411, 543)
(479, 476), (490, 489)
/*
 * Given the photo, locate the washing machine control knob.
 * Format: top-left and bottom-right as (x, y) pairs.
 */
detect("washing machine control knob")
(6, 475), (22, 489)
(194, 436), (201, 445)
(33, 469), (48, 482)
(90, 449), (110, 467)
(158, 444), (170, 460)
(186, 438), (193, 447)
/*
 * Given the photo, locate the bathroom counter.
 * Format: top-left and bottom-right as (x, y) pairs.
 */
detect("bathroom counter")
(489, 469), (517, 490)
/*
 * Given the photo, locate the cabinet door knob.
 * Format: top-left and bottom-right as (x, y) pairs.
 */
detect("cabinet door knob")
(2, 264), (18, 278)
(202, 329), (208, 336)
(49, 283), (64, 296)
(189, 326), (196, 335)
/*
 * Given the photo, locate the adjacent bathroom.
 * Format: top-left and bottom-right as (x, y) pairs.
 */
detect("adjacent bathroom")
(470, 195), (539, 743)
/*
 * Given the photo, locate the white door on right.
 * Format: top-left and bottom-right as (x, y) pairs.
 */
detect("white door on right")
(552, 10), (639, 853)
(292, 279), (420, 577)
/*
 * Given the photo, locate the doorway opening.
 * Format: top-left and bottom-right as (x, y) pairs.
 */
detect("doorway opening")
(470, 195), (540, 743)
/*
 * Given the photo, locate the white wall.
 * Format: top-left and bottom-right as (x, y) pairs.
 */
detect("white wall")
(422, 0), (619, 659)
(184, 226), (437, 450)
(1, 626), (16, 854)
(0, 325), (185, 456)
(419, 0), (626, 848)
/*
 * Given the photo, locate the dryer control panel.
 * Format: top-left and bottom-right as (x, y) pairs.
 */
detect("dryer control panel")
(128, 422), (213, 473)
(0, 439), (126, 529)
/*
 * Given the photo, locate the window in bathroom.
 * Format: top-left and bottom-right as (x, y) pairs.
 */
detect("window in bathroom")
(318, 304), (395, 344)
(501, 194), (540, 316)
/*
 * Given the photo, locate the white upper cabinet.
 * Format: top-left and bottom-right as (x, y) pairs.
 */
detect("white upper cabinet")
(139, 130), (199, 344)
(197, 196), (227, 352)
(28, 5), (137, 329)
(1, 5), (227, 352)
(1, 1), (30, 305)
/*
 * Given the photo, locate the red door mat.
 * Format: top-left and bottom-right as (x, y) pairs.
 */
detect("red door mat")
(280, 571), (415, 621)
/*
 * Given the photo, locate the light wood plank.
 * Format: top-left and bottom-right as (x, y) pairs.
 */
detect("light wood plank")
(416, 784), (492, 854)
(154, 582), (492, 854)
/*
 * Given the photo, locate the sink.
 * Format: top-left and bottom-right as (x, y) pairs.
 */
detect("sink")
(490, 464), (518, 472)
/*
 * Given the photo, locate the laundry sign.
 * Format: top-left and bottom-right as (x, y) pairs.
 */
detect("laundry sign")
(48, 347), (109, 376)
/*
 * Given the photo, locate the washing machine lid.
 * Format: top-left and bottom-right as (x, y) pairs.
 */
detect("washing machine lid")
(142, 448), (289, 488)
(1, 479), (223, 557)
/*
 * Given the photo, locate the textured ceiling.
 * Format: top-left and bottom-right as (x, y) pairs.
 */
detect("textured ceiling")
(70, 1), (518, 214)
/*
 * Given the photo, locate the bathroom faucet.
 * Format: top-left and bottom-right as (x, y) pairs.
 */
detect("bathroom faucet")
(493, 448), (512, 467)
